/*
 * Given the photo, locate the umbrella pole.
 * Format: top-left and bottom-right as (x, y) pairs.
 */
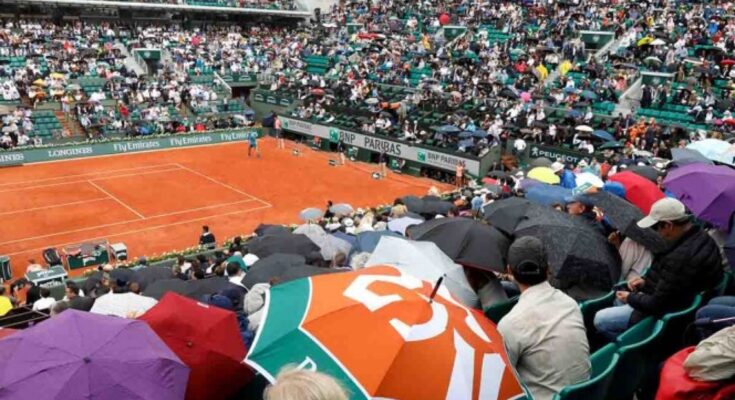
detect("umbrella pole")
(428, 276), (445, 304)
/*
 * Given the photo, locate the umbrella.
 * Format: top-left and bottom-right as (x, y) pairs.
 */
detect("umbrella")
(651, 38), (666, 46)
(687, 139), (733, 165)
(592, 130), (615, 142)
(32, 79), (46, 86)
(567, 109), (583, 119)
(575, 172), (604, 188)
(0, 310), (189, 400)
(726, 227), (735, 269)
(420, 198), (455, 216)
(527, 167), (561, 184)
(608, 171), (665, 214)
(483, 197), (536, 235)
(721, 59), (735, 66)
(664, 164), (735, 231)
(352, 230), (403, 254)
(245, 266), (525, 400)
(637, 36), (654, 46)
(387, 216), (424, 235)
(514, 207), (621, 295)
(401, 195), (425, 214)
(143, 278), (231, 301)
(643, 56), (662, 67)
(329, 203), (354, 215)
(525, 184), (572, 206)
(247, 233), (321, 258)
(132, 266), (175, 291)
(366, 237), (478, 307)
(581, 90), (598, 100)
(433, 124), (462, 134)
(575, 125), (593, 132)
(587, 191), (667, 253)
(0, 328), (17, 339)
(299, 207), (324, 221)
(530, 157), (553, 168)
(242, 254), (339, 290)
(598, 141), (625, 150)
(294, 224), (353, 260)
(408, 218), (510, 272)
(458, 131), (473, 139)
(140, 293), (254, 400)
(671, 148), (713, 167)
(472, 129), (488, 138)
(626, 165), (659, 183)
(109, 267), (135, 283)
(487, 170), (509, 179)
(49, 72), (65, 79)
(254, 224), (290, 236)
(89, 292), (158, 317)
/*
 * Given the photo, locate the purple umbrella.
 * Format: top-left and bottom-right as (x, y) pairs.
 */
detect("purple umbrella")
(0, 310), (189, 400)
(664, 164), (735, 230)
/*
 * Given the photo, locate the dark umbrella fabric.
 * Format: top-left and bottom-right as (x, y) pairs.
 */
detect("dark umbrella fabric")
(0, 310), (189, 400)
(514, 207), (621, 296)
(587, 191), (667, 253)
(276, 265), (342, 284)
(408, 218), (510, 272)
(241, 254), (308, 290)
(254, 224), (290, 237)
(529, 157), (553, 168)
(671, 148), (713, 167)
(247, 233), (320, 258)
(626, 165), (659, 183)
(133, 266), (175, 291)
(401, 195), (425, 214)
(726, 227), (735, 269)
(483, 197), (536, 235)
(109, 268), (135, 283)
(144, 278), (230, 301)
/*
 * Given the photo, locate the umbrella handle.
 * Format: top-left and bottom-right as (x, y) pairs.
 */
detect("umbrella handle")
(428, 276), (445, 304)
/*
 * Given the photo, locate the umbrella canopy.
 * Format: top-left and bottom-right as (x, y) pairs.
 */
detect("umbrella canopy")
(575, 172), (604, 188)
(687, 139), (731, 163)
(90, 292), (158, 317)
(726, 227), (735, 269)
(407, 218), (510, 272)
(401, 195), (425, 214)
(575, 125), (594, 132)
(139, 293), (254, 400)
(294, 223), (353, 260)
(387, 216), (424, 235)
(626, 165), (659, 183)
(247, 233), (321, 258)
(132, 266), (175, 291)
(671, 148), (713, 167)
(144, 277), (230, 301)
(592, 130), (615, 142)
(529, 157), (553, 168)
(299, 207), (325, 222)
(664, 164), (735, 231)
(352, 230), (403, 254)
(433, 124), (461, 134)
(245, 266), (525, 400)
(587, 191), (667, 252)
(254, 224), (290, 236)
(329, 203), (354, 215)
(527, 167), (560, 184)
(483, 197), (536, 235)
(0, 328), (17, 339)
(0, 310), (189, 400)
(608, 171), (665, 214)
(366, 237), (478, 307)
(242, 254), (339, 289)
(514, 207), (620, 295)
(598, 141), (625, 150)
(525, 184), (572, 207)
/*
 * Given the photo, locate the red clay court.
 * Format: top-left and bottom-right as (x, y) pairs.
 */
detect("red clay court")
(0, 138), (450, 278)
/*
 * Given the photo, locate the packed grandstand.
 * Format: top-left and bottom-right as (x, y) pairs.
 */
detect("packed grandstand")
(0, 0), (734, 399)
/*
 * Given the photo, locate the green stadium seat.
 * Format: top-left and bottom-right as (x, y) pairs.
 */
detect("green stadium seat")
(607, 317), (664, 400)
(658, 294), (704, 358)
(553, 343), (619, 400)
(483, 295), (519, 324)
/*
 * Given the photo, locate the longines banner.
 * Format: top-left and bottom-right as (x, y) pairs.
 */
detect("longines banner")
(0, 130), (259, 167)
(280, 116), (483, 176)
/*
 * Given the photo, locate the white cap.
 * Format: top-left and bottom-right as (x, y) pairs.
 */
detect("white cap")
(637, 198), (688, 228)
(551, 161), (564, 173)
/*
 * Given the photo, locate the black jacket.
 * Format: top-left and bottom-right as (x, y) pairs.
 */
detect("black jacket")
(628, 225), (722, 323)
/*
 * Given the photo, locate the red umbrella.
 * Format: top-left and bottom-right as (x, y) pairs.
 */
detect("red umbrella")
(439, 13), (450, 25)
(720, 59), (735, 66)
(482, 177), (498, 185)
(608, 171), (665, 214)
(139, 293), (254, 400)
(0, 328), (17, 339)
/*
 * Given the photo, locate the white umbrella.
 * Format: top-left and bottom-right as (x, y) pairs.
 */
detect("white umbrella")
(575, 125), (593, 132)
(329, 203), (354, 215)
(89, 292), (158, 318)
(366, 236), (479, 308)
(651, 38), (666, 46)
(387, 216), (424, 236)
(293, 224), (352, 260)
(575, 172), (604, 188)
(299, 207), (324, 222)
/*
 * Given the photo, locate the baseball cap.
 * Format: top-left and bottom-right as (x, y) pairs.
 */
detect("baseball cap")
(508, 236), (547, 272)
(637, 198), (688, 228)
(551, 161), (564, 173)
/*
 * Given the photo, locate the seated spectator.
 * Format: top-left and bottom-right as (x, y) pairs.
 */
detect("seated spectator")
(497, 236), (590, 400)
(32, 287), (56, 311)
(65, 282), (95, 312)
(0, 286), (12, 316)
(595, 198), (723, 340)
(264, 368), (348, 400)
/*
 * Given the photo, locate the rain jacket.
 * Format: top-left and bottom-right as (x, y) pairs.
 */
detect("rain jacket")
(628, 226), (723, 324)
(559, 169), (577, 189)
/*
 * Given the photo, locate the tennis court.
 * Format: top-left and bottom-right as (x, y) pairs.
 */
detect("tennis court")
(0, 138), (449, 278)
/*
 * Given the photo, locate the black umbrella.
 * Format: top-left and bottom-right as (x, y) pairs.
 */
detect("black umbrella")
(143, 279), (188, 300)
(81, 271), (103, 297)
(587, 191), (667, 253)
(247, 234), (320, 258)
(131, 266), (175, 291)
(401, 195), (425, 214)
(626, 165), (659, 183)
(277, 265), (342, 285)
(671, 148), (713, 167)
(421, 198), (454, 216)
(514, 206), (621, 296)
(487, 170), (509, 179)
(254, 224), (290, 237)
(241, 254), (308, 290)
(408, 218), (510, 272)
(109, 268), (135, 283)
(499, 88), (519, 99)
(185, 277), (230, 299)
(530, 157), (553, 168)
(483, 197), (537, 236)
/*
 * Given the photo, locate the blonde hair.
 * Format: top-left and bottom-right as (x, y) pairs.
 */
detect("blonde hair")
(390, 204), (407, 218)
(264, 368), (348, 400)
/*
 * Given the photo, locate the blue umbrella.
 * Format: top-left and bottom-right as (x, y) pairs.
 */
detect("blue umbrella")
(567, 109), (583, 119)
(525, 184), (573, 207)
(581, 90), (598, 100)
(458, 131), (473, 139)
(564, 86), (576, 94)
(433, 124), (462, 134)
(459, 138), (475, 148)
(472, 129), (488, 138)
(352, 230), (402, 254)
(592, 130), (615, 142)
(299, 207), (324, 221)
(331, 231), (357, 249)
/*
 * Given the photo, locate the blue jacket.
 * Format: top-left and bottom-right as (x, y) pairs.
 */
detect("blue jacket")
(560, 169), (577, 189)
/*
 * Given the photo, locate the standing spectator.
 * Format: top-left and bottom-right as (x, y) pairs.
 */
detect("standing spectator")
(199, 225), (216, 250)
(497, 236), (590, 400)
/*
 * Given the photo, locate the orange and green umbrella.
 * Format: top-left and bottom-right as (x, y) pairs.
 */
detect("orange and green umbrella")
(245, 266), (525, 400)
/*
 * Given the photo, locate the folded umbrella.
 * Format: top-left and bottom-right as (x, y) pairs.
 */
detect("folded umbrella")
(408, 218), (510, 272)
(587, 191), (667, 252)
(664, 164), (735, 231)
(527, 166), (560, 184)
(525, 184), (572, 207)
(483, 197), (536, 235)
(0, 310), (189, 400)
(247, 233), (321, 258)
(608, 171), (665, 214)
(366, 237), (479, 307)
(245, 266), (525, 400)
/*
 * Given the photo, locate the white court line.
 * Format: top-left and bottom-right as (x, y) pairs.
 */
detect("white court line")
(87, 180), (146, 219)
(0, 197), (110, 217)
(144, 198), (258, 218)
(0, 167), (182, 194)
(173, 163), (273, 207)
(2, 203), (273, 257)
(0, 163), (179, 188)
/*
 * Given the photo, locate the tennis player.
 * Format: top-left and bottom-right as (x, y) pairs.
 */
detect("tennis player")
(248, 131), (261, 158)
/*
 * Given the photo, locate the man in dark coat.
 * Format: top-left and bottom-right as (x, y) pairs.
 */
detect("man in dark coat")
(199, 225), (216, 250)
(65, 282), (95, 312)
(594, 198), (723, 340)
